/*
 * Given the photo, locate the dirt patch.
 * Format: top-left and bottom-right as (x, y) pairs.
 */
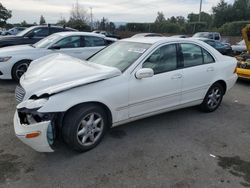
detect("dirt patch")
(0, 153), (34, 185)
(218, 156), (250, 187)
(0, 153), (21, 184)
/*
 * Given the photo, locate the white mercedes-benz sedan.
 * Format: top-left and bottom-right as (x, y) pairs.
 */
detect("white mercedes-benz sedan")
(0, 32), (116, 81)
(14, 37), (238, 152)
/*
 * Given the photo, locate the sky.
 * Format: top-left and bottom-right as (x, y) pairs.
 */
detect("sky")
(1, 0), (234, 24)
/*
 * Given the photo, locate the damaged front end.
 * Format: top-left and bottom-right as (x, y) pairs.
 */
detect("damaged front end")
(14, 97), (57, 152)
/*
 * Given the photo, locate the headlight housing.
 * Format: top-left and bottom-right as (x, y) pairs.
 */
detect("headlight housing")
(17, 98), (48, 110)
(0, 56), (12, 62)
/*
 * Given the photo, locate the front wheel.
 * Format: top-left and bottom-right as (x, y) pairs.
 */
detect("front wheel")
(11, 60), (31, 82)
(200, 83), (224, 112)
(62, 104), (108, 152)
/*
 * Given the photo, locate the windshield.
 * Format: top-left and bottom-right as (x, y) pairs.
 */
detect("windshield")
(89, 41), (151, 72)
(33, 34), (61, 48)
(16, 26), (35, 36)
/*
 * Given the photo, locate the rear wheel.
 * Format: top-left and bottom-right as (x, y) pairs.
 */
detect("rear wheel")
(200, 83), (224, 112)
(62, 104), (108, 152)
(11, 60), (31, 82)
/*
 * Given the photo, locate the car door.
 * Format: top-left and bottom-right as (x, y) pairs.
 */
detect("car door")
(180, 43), (216, 104)
(128, 43), (183, 118)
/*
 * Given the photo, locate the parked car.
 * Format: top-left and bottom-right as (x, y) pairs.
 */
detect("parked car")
(2, 27), (26, 36)
(170, 35), (188, 38)
(231, 40), (247, 54)
(0, 32), (116, 81)
(131, 33), (164, 38)
(197, 38), (232, 55)
(92, 30), (121, 39)
(0, 25), (76, 48)
(14, 37), (237, 152)
(193, 32), (221, 41)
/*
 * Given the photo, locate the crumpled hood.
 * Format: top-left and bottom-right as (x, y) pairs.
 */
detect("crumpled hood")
(20, 53), (122, 98)
(0, 44), (34, 55)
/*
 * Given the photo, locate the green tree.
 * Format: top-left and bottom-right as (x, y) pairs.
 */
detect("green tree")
(187, 12), (213, 28)
(57, 18), (67, 26)
(212, 0), (234, 28)
(233, 0), (250, 21)
(67, 1), (90, 31)
(39, 15), (46, 25)
(0, 3), (12, 27)
(20, 20), (28, 27)
(168, 16), (177, 24)
(176, 16), (186, 25)
(155, 12), (166, 23)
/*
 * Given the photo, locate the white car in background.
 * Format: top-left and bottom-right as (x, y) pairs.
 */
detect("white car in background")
(2, 27), (26, 35)
(0, 32), (117, 81)
(231, 40), (247, 54)
(14, 37), (237, 153)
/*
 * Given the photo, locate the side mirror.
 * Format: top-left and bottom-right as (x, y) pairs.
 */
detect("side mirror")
(49, 45), (61, 50)
(135, 68), (154, 79)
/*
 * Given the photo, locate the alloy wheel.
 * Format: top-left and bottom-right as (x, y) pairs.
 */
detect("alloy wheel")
(207, 87), (222, 109)
(77, 113), (104, 147)
(15, 62), (29, 80)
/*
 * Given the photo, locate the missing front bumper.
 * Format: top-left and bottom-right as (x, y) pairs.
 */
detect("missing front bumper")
(14, 111), (54, 152)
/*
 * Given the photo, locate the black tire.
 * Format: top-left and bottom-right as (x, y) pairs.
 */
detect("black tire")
(11, 60), (31, 82)
(200, 83), (224, 112)
(62, 104), (108, 152)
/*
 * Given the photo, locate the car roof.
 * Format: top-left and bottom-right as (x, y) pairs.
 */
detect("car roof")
(122, 37), (209, 45)
(194, 37), (214, 41)
(28, 25), (76, 30)
(54, 31), (106, 38)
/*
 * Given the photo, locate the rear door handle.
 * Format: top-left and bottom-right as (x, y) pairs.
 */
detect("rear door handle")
(171, 74), (182, 79)
(207, 67), (214, 72)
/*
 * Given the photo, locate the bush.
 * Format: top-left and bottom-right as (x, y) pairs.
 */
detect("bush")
(125, 22), (182, 34)
(219, 21), (250, 36)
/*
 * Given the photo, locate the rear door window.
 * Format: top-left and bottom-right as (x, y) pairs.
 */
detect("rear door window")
(180, 43), (215, 67)
(203, 49), (215, 64)
(50, 27), (64, 34)
(180, 43), (203, 67)
(84, 36), (106, 47)
(55, 36), (83, 48)
(32, 27), (49, 37)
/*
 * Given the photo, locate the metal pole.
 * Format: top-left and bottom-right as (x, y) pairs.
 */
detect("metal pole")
(90, 7), (93, 31)
(199, 0), (202, 22)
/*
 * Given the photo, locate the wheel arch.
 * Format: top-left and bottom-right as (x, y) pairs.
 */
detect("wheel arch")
(59, 101), (113, 129)
(213, 80), (227, 94)
(11, 59), (33, 78)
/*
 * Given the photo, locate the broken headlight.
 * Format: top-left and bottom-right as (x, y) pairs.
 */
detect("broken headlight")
(17, 98), (48, 110)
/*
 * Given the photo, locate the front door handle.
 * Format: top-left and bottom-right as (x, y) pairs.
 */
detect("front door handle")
(171, 74), (182, 79)
(207, 67), (214, 72)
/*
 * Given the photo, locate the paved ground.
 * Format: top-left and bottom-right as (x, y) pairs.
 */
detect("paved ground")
(0, 79), (250, 188)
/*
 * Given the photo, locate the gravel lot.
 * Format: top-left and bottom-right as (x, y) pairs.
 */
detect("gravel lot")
(0, 79), (250, 188)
